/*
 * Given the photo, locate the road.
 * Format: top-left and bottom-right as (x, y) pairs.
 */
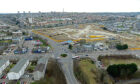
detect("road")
(32, 30), (140, 84)
(33, 32), (79, 84)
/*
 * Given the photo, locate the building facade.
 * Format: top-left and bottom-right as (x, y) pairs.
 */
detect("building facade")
(33, 57), (48, 80)
(0, 59), (10, 75)
(7, 59), (29, 80)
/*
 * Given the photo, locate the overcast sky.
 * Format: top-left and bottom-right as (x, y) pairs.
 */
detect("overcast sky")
(0, 0), (140, 13)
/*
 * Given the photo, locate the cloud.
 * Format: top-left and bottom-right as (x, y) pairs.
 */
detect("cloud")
(0, 0), (140, 13)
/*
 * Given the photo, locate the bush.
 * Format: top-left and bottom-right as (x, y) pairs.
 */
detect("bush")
(116, 44), (128, 50)
(61, 54), (67, 57)
(68, 44), (73, 50)
(107, 63), (138, 78)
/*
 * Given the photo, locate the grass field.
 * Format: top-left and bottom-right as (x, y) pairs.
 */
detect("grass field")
(79, 59), (97, 84)
(74, 58), (114, 84)
(101, 58), (140, 68)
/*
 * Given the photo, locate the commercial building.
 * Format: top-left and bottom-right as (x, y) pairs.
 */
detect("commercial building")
(7, 59), (29, 80)
(33, 57), (48, 80)
(0, 59), (10, 75)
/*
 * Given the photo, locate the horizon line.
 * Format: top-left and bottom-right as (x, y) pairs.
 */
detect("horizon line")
(0, 11), (140, 14)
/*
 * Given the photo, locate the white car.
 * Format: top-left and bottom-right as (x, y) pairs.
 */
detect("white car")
(57, 57), (61, 59)
(72, 56), (80, 59)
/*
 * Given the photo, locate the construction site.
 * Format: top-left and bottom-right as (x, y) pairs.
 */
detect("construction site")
(32, 24), (140, 49)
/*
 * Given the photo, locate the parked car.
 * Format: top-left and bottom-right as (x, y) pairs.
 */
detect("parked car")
(85, 54), (88, 56)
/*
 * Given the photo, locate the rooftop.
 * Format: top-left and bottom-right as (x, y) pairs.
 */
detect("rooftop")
(37, 57), (48, 64)
(0, 59), (9, 68)
(9, 58), (29, 73)
(34, 63), (45, 72)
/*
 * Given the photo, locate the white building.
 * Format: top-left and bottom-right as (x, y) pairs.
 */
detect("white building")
(12, 30), (22, 36)
(7, 59), (29, 80)
(137, 15), (140, 19)
(0, 59), (10, 75)
(33, 57), (48, 80)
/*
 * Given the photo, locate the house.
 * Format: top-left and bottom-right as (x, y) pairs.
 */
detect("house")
(0, 59), (10, 75)
(33, 40), (43, 46)
(7, 59), (29, 80)
(12, 30), (22, 37)
(33, 57), (48, 80)
(12, 37), (22, 43)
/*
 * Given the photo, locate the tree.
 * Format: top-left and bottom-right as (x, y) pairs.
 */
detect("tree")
(107, 63), (138, 78)
(68, 44), (73, 50)
(123, 44), (128, 49)
(116, 44), (128, 50)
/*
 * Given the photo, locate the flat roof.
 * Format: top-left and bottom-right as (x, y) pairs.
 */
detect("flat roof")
(0, 59), (9, 68)
(34, 63), (45, 72)
(37, 57), (48, 64)
(9, 58), (29, 73)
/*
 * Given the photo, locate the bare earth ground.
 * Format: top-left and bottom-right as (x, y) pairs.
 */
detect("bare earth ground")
(33, 23), (140, 48)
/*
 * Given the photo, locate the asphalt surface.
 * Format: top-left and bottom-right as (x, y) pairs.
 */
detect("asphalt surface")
(1, 31), (140, 84)
(36, 33), (79, 84)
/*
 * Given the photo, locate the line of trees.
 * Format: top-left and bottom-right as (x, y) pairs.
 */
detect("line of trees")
(107, 63), (138, 78)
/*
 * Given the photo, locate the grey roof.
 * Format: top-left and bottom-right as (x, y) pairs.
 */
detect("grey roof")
(34, 63), (45, 72)
(9, 58), (29, 73)
(37, 57), (48, 64)
(0, 59), (9, 68)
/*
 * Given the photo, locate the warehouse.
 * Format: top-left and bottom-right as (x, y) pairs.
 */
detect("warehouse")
(0, 59), (10, 75)
(33, 57), (48, 80)
(7, 58), (29, 80)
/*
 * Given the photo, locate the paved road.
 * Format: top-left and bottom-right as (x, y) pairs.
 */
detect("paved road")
(33, 32), (79, 84)
(32, 31), (140, 84)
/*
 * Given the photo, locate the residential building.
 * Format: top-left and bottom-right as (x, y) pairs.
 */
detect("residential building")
(33, 57), (48, 80)
(0, 59), (10, 75)
(7, 59), (29, 80)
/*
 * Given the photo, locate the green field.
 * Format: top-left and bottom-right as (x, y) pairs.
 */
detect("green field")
(101, 58), (140, 68)
(74, 58), (114, 84)
(79, 59), (97, 84)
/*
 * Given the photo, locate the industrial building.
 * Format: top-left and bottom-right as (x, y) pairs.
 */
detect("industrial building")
(33, 57), (48, 80)
(7, 59), (29, 80)
(0, 59), (10, 75)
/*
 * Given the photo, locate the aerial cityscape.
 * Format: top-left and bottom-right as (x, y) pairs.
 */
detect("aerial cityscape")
(1, 0), (140, 84)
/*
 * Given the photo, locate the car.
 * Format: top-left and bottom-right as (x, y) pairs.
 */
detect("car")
(2, 75), (7, 79)
(72, 56), (80, 59)
(2, 82), (6, 84)
(85, 54), (88, 56)
(57, 57), (60, 59)
(0, 74), (4, 79)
